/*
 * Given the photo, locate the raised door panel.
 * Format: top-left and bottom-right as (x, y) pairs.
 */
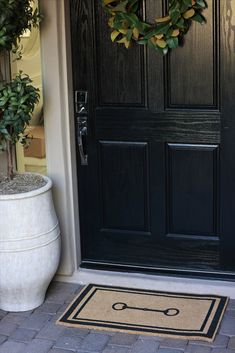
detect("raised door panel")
(99, 141), (150, 233)
(166, 0), (218, 108)
(167, 144), (219, 237)
(95, 2), (145, 106)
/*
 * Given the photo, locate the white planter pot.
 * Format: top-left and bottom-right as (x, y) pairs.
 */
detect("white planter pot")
(0, 175), (61, 312)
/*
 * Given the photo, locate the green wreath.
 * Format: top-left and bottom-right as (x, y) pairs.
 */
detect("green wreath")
(102, 0), (206, 55)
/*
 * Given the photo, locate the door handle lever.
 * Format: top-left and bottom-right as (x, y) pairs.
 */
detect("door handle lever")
(78, 106), (86, 115)
(75, 90), (88, 166)
(76, 116), (88, 166)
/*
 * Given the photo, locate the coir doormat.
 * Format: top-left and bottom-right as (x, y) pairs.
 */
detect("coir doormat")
(57, 284), (228, 342)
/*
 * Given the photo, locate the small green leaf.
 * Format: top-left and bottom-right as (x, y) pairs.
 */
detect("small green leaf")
(167, 37), (179, 48)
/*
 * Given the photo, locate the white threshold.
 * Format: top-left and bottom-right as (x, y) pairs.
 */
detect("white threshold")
(55, 267), (235, 299)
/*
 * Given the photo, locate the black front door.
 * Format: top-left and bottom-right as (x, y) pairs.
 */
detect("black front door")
(70, 0), (235, 276)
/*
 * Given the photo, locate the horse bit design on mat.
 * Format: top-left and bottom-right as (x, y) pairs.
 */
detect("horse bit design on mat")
(112, 302), (180, 317)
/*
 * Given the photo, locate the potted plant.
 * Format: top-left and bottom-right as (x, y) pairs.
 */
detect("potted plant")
(0, 0), (42, 56)
(0, 0), (61, 312)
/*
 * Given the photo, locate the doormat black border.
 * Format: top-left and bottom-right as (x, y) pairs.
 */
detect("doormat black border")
(57, 283), (229, 342)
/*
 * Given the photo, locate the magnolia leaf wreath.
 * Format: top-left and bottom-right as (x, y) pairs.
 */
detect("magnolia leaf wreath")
(102, 0), (207, 55)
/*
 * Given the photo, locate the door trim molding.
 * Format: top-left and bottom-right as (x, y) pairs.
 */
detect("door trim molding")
(39, 0), (81, 275)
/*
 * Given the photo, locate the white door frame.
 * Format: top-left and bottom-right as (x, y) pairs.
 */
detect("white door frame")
(39, 0), (80, 275)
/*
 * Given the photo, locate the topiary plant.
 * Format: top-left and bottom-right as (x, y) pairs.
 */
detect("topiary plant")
(0, 0), (42, 181)
(0, 73), (39, 180)
(0, 0), (42, 57)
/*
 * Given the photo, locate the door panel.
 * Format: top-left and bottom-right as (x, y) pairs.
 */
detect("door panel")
(70, 0), (235, 275)
(168, 0), (216, 108)
(166, 144), (219, 237)
(97, 2), (145, 107)
(99, 141), (149, 232)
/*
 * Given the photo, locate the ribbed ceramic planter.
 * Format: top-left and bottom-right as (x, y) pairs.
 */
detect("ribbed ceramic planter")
(0, 175), (61, 312)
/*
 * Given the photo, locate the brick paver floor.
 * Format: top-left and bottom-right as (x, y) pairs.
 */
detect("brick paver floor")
(0, 281), (234, 353)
